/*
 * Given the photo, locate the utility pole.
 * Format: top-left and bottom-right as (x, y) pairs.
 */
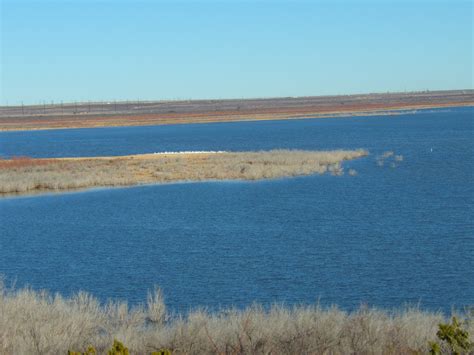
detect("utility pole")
(21, 101), (24, 115)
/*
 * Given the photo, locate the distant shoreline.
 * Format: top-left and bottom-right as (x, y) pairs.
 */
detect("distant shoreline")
(0, 90), (472, 132)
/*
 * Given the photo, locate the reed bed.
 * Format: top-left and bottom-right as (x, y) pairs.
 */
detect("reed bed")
(0, 149), (368, 195)
(0, 282), (471, 354)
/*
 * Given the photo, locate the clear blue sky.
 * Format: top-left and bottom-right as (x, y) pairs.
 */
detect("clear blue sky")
(0, 0), (472, 105)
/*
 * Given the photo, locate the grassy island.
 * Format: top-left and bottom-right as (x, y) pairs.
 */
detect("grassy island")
(0, 149), (368, 196)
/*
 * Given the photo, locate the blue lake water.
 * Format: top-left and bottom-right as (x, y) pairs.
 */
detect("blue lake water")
(0, 107), (473, 313)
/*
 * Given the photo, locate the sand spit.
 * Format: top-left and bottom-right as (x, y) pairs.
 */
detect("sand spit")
(0, 149), (368, 196)
(153, 150), (226, 155)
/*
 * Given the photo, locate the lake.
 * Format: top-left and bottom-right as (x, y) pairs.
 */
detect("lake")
(0, 107), (473, 313)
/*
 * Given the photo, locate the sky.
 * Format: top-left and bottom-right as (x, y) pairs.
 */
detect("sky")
(0, 0), (472, 105)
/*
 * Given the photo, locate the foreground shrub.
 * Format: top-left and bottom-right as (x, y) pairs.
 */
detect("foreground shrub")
(0, 282), (472, 354)
(429, 316), (473, 354)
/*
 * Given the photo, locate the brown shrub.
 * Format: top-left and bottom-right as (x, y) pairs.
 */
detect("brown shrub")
(1, 282), (471, 354)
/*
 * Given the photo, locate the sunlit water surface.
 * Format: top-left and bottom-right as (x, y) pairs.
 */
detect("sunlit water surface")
(1, 107), (473, 313)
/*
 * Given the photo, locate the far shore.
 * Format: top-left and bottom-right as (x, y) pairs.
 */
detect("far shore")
(0, 90), (472, 131)
(0, 149), (368, 196)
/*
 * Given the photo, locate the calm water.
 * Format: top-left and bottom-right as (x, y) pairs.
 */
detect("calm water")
(0, 108), (473, 313)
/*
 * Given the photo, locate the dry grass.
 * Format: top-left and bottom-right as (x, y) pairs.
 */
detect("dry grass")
(0, 149), (368, 196)
(0, 281), (472, 354)
(0, 156), (54, 169)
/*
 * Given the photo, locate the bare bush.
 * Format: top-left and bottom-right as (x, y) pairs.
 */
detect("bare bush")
(0, 284), (471, 354)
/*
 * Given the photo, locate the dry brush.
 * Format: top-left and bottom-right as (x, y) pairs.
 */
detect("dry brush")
(0, 282), (472, 354)
(0, 149), (368, 196)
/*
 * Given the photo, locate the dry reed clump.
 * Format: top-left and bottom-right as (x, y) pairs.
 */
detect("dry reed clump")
(0, 149), (368, 195)
(0, 281), (472, 354)
(376, 150), (404, 168)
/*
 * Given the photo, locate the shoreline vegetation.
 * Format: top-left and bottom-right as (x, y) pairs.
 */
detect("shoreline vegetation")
(0, 149), (368, 197)
(0, 90), (472, 131)
(1, 282), (472, 354)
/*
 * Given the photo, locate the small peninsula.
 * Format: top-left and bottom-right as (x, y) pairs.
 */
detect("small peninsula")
(0, 149), (368, 196)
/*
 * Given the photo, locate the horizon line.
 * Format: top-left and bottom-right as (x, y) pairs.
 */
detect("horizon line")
(1, 88), (473, 108)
